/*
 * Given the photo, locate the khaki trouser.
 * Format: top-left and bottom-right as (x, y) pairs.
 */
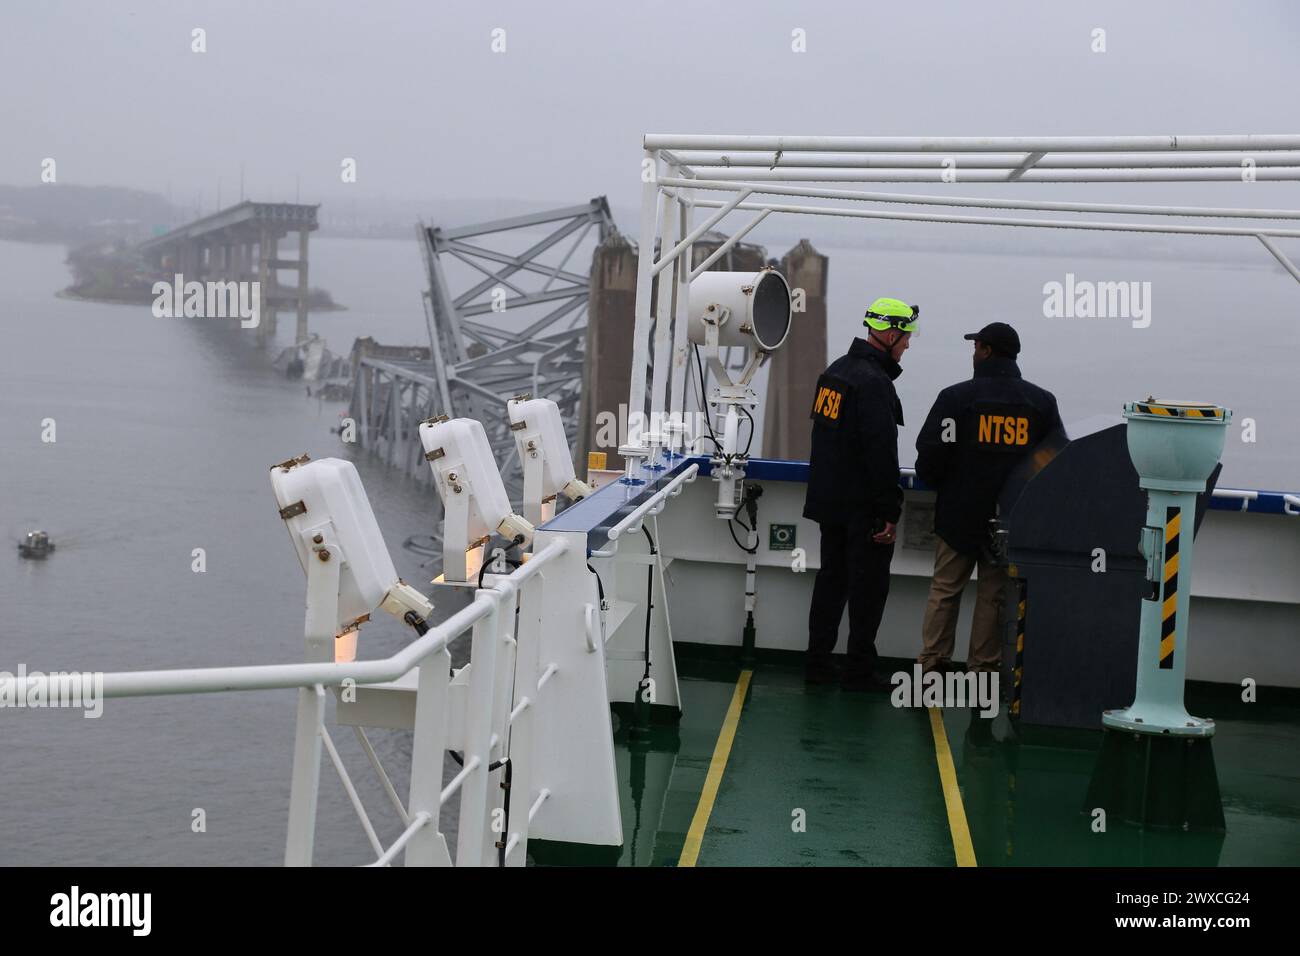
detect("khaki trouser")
(919, 536), (1006, 673)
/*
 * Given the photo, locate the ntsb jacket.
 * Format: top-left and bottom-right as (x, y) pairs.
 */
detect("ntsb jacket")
(914, 356), (1064, 555)
(803, 337), (905, 526)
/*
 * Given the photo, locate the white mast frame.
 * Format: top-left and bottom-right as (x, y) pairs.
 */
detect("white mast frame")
(623, 133), (1300, 478)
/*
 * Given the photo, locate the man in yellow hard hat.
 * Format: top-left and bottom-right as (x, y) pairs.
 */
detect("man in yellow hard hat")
(803, 297), (917, 690)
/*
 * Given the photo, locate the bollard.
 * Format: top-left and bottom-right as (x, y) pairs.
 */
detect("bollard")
(1086, 399), (1231, 831)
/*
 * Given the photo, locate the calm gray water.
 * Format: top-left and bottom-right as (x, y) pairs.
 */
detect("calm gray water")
(2, 230), (1296, 866)
(1, 238), (442, 865)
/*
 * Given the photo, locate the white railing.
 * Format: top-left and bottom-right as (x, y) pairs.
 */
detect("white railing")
(0, 539), (569, 868)
(589, 463), (699, 558)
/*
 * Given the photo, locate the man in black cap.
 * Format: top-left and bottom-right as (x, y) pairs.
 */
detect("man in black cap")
(913, 322), (1064, 678)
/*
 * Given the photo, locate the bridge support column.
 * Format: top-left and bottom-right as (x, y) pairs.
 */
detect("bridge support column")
(257, 231), (270, 340)
(296, 227), (310, 344)
(257, 228), (278, 340)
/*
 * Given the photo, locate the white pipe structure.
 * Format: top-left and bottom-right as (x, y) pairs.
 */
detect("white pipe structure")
(687, 167), (1300, 183)
(688, 197), (1300, 241)
(606, 464), (699, 541)
(622, 133), (1300, 484)
(659, 177), (1300, 221)
(588, 464), (699, 558)
(643, 134), (1300, 152)
(0, 540), (568, 868)
(670, 150), (1300, 170)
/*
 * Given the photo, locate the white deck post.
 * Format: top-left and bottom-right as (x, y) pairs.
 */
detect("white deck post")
(405, 647), (454, 866)
(456, 591), (502, 866)
(669, 176), (695, 446)
(624, 149), (661, 465)
(503, 573), (546, 865)
(284, 684), (327, 865)
(284, 542), (341, 866)
(648, 163), (681, 443)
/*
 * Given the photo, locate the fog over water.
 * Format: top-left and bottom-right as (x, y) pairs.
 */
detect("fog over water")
(1, 1), (1298, 864)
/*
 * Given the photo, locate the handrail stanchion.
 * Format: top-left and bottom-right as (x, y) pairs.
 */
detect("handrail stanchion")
(456, 591), (503, 866)
(404, 646), (454, 866)
(284, 684), (327, 866)
(504, 572), (546, 865)
(0, 539), (569, 867)
(591, 464), (698, 557)
(486, 585), (521, 864)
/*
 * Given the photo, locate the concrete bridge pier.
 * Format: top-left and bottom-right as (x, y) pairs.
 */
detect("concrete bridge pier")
(258, 230), (277, 340)
(295, 228), (309, 344)
(137, 201), (319, 344)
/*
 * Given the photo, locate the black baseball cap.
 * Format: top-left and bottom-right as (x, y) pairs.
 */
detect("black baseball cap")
(964, 322), (1020, 358)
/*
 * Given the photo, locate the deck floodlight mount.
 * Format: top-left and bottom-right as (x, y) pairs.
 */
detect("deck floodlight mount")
(1085, 399), (1231, 831)
(420, 416), (536, 584)
(508, 396), (594, 526)
(270, 455), (434, 664)
(688, 267), (793, 518)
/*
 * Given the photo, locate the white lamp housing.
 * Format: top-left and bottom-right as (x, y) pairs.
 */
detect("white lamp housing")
(271, 455), (433, 662)
(685, 268), (793, 518)
(419, 417), (535, 582)
(688, 268), (792, 353)
(508, 396), (593, 525)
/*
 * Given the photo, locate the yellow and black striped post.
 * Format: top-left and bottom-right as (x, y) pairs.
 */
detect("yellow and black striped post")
(1159, 506), (1179, 670)
(1101, 398), (1229, 737)
(1089, 399), (1230, 831)
(1010, 578), (1027, 718)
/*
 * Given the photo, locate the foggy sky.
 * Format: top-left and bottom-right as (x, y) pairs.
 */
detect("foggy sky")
(3, 0), (1299, 213)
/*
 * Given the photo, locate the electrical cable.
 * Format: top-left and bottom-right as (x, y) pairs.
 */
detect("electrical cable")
(477, 533), (525, 589)
(728, 484), (763, 554)
(640, 526), (657, 688)
(729, 519), (757, 554)
(693, 345), (722, 451)
(586, 563), (606, 604)
(739, 406), (756, 457)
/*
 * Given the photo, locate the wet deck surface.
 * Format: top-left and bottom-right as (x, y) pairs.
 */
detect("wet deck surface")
(596, 657), (1300, 867)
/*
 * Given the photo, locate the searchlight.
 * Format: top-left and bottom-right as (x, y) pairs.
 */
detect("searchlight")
(270, 454), (434, 663)
(419, 416), (535, 584)
(507, 395), (593, 526)
(687, 267), (792, 518)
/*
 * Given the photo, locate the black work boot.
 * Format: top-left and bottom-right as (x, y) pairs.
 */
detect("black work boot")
(842, 671), (893, 693)
(804, 655), (840, 685)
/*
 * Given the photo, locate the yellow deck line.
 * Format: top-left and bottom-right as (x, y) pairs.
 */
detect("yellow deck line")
(678, 669), (752, 867)
(927, 707), (978, 867)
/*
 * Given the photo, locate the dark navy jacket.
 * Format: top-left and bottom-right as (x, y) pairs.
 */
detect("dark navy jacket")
(914, 356), (1064, 555)
(803, 338), (904, 526)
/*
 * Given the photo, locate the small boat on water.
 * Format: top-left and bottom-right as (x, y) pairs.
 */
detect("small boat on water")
(17, 530), (54, 559)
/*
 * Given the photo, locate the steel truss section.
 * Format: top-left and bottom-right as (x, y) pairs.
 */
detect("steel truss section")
(350, 199), (615, 490)
(420, 198), (615, 495)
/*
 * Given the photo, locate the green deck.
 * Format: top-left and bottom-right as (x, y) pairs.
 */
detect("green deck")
(568, 655), (1300, 867)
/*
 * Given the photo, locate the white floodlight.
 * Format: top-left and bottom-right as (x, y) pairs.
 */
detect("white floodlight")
(270, 455), (434, 663)
(508, 396), (594, 525)
(419, 417), (536, 583)
(687, 267), (793, 517)
(689, 268), (792, 354)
